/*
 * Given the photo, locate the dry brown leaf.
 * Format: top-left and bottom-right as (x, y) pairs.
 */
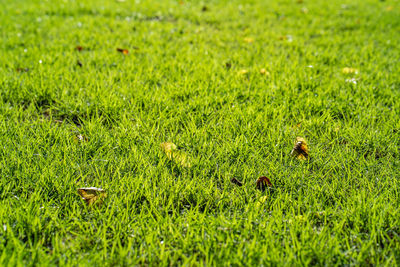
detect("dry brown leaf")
(76, 46), (84, 52)
(77, 187), (107, 207)
(255, 176), (273, 192)
(291, 137), (309, 160)
(117, 48), (129, 55)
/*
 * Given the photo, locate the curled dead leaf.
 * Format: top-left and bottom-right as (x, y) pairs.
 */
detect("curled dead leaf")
(77, 187), (107, 207)
(291, 137), (309, 160)
(255, 176), (273, 192)
(117, 48), (129, 55)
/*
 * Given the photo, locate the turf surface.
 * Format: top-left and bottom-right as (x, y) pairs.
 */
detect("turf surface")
(1, 0), (400, 265)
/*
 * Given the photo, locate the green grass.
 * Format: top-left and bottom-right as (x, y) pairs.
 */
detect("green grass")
(1, 0), (400, 265)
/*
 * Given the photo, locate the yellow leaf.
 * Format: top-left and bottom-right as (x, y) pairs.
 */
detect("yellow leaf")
(160, 142), (191, 167)
(386, 6), (393, 11)
(256, 196), (268, 207)
(243, 37), (254, 43)
(237, 69), (249, 75)
(160, 142), (177, 160)
(260, 68), (270, 76)
(342, 67), (358, 74)
(77, 187), (107, 207)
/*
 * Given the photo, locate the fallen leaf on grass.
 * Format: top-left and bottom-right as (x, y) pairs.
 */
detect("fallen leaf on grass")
(230, 177), (243, 186)
(75, 46), (84, 51)
(255, 176), (273, 192)
(160, 142), (191, 167)
(77, 187), (107, 207)
(201, 6), (209, 12)
(256, 195), (268, 207)
(342, 67), (358, 74)
(290, 137), (309, 160)
(237, 69), (249, 76)
(259, 68), (270, 76)
(243, 37), (254, 43)
(116, 48), (129, 55)
(225, 62), (232, 69)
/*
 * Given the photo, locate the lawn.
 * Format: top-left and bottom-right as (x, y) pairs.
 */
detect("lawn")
(1, 0), (400, 265)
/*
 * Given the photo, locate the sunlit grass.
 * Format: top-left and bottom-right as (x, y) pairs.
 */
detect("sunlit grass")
(0, 0), (399, 265)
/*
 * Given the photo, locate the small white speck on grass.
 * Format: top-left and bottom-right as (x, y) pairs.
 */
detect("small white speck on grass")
(37, 17), (42, 22)
(3, 224), (6, 231)
(24, 48), (27, 53)
(307, 65), (313, 68)
(77, 22), (82, 27)
(39, 60), (42, 64)
(17, 33), (22, 37)
(287, 35), (293, 42)
(346, 78), (357, 84)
